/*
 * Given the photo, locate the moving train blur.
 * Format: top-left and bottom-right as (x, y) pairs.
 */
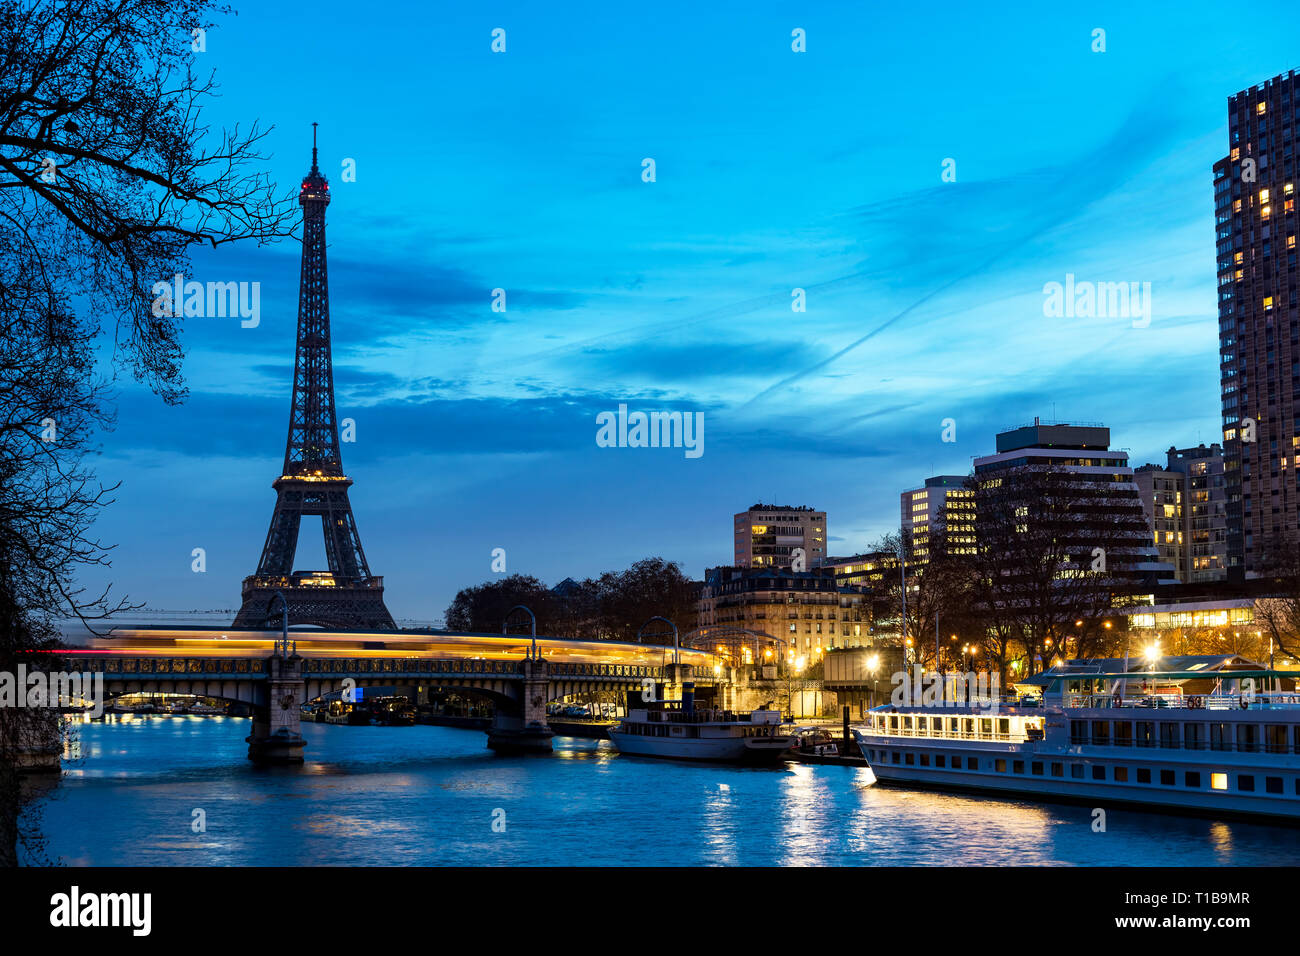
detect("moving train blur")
(60, 626), (714, 668)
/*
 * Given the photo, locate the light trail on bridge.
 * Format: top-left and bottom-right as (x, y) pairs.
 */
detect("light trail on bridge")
(59, 626), (718, 668)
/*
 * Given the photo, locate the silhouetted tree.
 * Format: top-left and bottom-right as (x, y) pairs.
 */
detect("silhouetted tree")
(0, 0), (294, 865)
(598, 558), (697, 643)
(959, 465), (1144, 684)
(444, 558), (698, 644)
(444, 575), (561, 636)
(1251, 532), (1300, 665)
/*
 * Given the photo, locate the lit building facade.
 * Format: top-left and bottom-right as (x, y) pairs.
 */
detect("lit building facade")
(697, 565), (881, 659)
(1135, 444), (1229, 583)
(1214, 69), (1300, 574)
(733, 503), (826, 568)
(899, 474), (975, 562)
(819, 551), (896, 589)
(972, 420), (1174, 589)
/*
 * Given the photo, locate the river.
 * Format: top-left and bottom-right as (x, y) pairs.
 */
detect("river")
(21, 716), (1300, 865)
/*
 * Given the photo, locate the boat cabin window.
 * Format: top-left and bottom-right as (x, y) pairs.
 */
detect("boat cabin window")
(1211, 723), (1230, 751)
(1267, 725), (1288, 753)
(962, 718), (974, 736)
(979, 718), (992, 737)
(997, 718), (1010, 736)
(1136, 721), (1154, 748)
(1237, 724), (1259, 753)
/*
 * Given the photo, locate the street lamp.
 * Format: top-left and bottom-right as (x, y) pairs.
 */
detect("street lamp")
(266, 591), (293, 656)
(638, 616), (679, 666)
(504, 605), (538, 661)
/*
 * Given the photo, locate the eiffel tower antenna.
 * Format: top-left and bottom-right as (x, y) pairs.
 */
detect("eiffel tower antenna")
(233, 125), (395, 630)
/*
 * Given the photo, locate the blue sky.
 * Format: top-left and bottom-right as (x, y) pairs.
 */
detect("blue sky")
(79, 1), (1300, 624)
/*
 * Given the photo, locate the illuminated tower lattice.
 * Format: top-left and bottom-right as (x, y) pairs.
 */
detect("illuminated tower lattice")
(233, 126), (395, 630)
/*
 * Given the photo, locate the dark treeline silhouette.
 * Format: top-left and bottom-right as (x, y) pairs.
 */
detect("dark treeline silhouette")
(445, 558), (698, 643)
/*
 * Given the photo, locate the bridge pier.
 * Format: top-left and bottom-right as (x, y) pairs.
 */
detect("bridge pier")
(247, 653), (306, 765)
(661, 662), (694, 702)
(487, 657), (553, 754)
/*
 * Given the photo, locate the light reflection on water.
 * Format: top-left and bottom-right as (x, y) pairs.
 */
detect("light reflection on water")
(23, 718), (1300, 866)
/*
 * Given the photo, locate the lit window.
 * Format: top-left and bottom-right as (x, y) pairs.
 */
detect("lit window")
(1261, 188), (1271, 203)
(1235, 251), (1244, 264)
(1287, 183), (1296, 196)
(1231, 147), (1241, 161)
(1262, 205), (1272, 220)
(1265, 296), (1275, 310)
(1289, 236), (1296, 250)
(1211, 772), (1228, 790)
(1258, 102), (1267, 114)
(1233, 199), (1242, 213)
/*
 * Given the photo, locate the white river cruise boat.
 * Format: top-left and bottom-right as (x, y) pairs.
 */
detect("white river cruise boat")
(608, 699), (795, 765)
(852, 664), (1300, 822)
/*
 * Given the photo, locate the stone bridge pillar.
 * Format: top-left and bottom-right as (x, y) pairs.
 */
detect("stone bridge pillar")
(661, 662), (693, 703)
(486, 657), (554, 754)
(247, 652), (306, 765)
(715, 665), (735, 710)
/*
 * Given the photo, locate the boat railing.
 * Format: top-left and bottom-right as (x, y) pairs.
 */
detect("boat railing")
(1065, 693), (1300, 711)
(644, 709), (758, 724)
(875, 726), (1031, 743)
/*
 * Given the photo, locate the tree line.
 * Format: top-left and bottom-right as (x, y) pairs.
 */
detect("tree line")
(444, 557), (698, 644)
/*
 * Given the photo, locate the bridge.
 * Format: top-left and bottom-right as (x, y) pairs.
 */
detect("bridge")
(57, 625), (724, 762)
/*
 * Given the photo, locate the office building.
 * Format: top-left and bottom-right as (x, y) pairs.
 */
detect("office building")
(899, 475), (976, 562)
(972, 419), (1174, 588)
(1135, 444), (1229, 583)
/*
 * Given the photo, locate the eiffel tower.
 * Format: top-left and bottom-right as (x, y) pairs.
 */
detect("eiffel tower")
(233, 126), (395, 630)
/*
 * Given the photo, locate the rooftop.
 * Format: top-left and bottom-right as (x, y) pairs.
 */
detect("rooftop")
(995, 419), (1111, 454)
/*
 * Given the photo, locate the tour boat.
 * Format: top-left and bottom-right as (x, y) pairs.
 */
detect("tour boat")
(852, 664), (1300, 822)
(607, 698), (795, 765)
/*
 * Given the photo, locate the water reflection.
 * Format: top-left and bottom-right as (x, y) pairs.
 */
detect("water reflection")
(21, 719), (1300, 866)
